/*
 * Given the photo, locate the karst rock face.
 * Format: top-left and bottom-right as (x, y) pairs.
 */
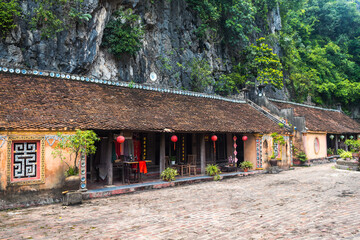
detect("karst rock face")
(0, 0), (282, 94)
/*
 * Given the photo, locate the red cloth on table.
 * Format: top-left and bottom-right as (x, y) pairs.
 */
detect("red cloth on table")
(132, 139), (141, 169)
(139, 161), (147, 174)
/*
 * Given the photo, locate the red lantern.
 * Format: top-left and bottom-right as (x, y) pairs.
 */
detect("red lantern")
(242, 136), (248, 141)
(211, 135), (217, 153)
(116, 136), (125, 144)
(171, 135), (178, 150)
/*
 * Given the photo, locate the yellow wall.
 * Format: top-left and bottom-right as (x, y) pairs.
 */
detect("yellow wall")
(0, 138), (7, 191)
(304, 132), (327, 160)
(244, 134), (257, 169)
(261, 134), (292, 169)
(0, 130), (75, 191)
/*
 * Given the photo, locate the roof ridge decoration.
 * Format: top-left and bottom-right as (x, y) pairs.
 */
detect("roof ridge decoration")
(268, 98), (340, 112)
(0, 66), (246, 104)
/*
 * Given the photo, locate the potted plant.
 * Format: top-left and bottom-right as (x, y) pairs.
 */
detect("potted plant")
(52, 130), (99, 190)
(160, 167), (178, 182)
(240, 161), (253, 172)
(269, 132), (286, 166)
(169, 156), (176, 165)
(206, 164), (221, 181)
(327, 148), (334, 157)
(340, 151), (353, 161)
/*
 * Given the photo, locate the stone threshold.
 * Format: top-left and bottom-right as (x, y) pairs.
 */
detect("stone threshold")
(83, 170), (265, 200)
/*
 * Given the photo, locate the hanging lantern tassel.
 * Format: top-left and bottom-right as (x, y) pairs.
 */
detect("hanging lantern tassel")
(171, 135), (178, 150)
(211, 135), (218, 154)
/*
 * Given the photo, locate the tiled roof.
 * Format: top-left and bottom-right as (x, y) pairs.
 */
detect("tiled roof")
(270, 99), (360, 134)
(0, 73), (282, 133)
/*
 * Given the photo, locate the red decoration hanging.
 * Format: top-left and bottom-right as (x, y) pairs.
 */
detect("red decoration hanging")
(242, 136), (248, 141)
(211, 135), (217, 153)
(171, 135), (178, 150)
(116, 135), (125, 144)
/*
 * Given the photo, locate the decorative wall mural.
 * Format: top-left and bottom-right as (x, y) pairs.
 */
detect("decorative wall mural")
(7, 136), (45, 185)
(13, 142), (37, 178)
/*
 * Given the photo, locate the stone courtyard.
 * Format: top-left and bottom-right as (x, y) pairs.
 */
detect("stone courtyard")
(1, 164), (360, 240)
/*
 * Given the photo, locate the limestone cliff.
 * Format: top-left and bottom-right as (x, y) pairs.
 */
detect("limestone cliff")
(0, 0), (282, 94)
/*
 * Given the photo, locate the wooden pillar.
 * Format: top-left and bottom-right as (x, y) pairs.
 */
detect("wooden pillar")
(160, 133), (166, 173)
(106, 133), (113, 185)
(226, 133), (233, 160)
(335, 135), (339, 155)
(200, 134), (206, 174)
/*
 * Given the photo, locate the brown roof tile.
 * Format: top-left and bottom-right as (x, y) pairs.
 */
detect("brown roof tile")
(0, 73), (281, 133)
(270, 100), (360, 134)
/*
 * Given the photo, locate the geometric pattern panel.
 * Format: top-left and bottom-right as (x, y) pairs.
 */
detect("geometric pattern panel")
(7, 136), (45, 186)
(13, 142), (37, 179)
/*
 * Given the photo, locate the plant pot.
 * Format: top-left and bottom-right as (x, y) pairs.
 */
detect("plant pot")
(63, 175), (81, 191)
(293, 159), (300, 165)
(269, 159), (278, 166)
(243, 168), (248, 172)
(171, 161), (176, 165)
(352, 152), (360, 158)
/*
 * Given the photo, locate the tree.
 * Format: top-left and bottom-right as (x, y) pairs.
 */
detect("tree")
(52, 130), (99, 176)
(241, 38), (283, 89)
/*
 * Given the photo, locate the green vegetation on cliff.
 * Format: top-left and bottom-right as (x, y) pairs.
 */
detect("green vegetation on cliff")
(187, 0), (360, 112)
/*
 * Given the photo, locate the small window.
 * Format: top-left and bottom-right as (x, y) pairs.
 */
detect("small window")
(314, 137), (320, 154)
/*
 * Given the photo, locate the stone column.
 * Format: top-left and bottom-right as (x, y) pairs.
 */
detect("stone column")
(254, 134), (263, 170)
(160, 133), (166, 173)
(106, 133), (113, 186)
(200, 134), (206, 174)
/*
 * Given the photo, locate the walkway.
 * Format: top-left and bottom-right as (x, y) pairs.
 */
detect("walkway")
(1, 164), (360, 239)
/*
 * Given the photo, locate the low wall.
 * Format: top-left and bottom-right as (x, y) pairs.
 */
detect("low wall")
(336, 159), (359, 171)
(0, 188), (62, 210)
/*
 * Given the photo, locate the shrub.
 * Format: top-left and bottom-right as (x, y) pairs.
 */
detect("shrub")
(188, 58), (213, 92)
(160, 167), (178, 182)
(296, 151), (307, 162)
(340, 151), (353, 159)
(345, 139), (360, 153)
(240, 161), (253, 169)
(0, 0), (21, 35)
(102, 8), (144, 56)
(30, 0), (92, 39)
(206, 164), (221, 181)
(337, 149), (345, 155)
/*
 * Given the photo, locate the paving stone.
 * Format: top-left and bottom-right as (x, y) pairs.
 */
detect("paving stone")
(1, 164), (360, 239)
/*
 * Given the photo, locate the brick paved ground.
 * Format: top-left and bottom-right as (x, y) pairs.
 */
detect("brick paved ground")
(1, 163), (360, 240)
